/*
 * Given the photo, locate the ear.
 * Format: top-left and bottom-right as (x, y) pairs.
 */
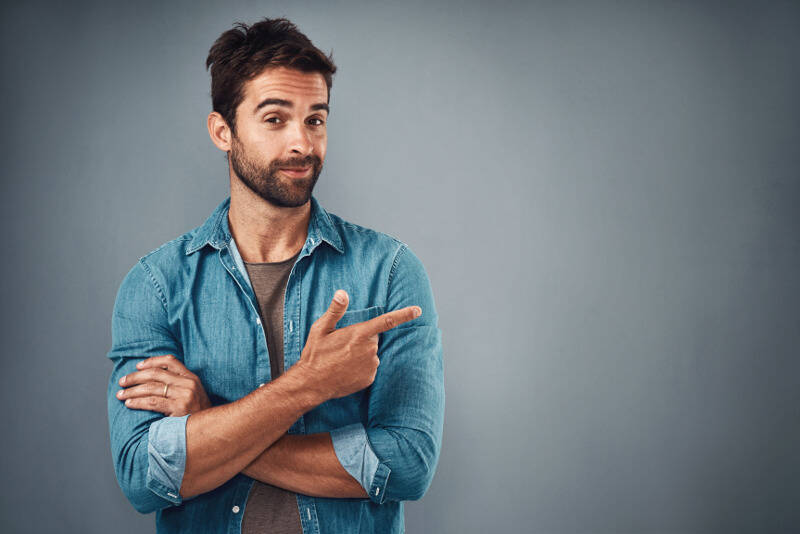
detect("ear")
(207, 111), (233, 152)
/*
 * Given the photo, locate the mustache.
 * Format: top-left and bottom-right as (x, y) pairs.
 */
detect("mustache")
(270, 155), (322, 169)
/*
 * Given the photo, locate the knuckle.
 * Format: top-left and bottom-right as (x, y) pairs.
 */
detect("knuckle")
(148, 397), (158, 408)
(384, 316), (395, 329)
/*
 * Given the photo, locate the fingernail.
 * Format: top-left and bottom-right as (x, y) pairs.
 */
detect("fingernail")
(414, 307), (422, 317)
(137, 361), (143, 369)
(117, 390), (124, 398)
(119, 376), (126, 385)
(334, 290), (345, 303)
(125, 399), (132, 406)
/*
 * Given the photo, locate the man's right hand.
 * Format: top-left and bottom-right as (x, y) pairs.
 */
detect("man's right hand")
(298, 289), (421, 401)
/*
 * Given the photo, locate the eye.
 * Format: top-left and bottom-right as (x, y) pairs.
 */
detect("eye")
(307, 117), (326, 126)
(264, 115), (283, 124)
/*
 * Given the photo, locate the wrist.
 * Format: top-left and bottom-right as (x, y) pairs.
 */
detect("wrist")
(288, 360), (330, 406)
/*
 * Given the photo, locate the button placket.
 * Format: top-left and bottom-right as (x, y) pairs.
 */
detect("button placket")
(221, 246), (270, 397)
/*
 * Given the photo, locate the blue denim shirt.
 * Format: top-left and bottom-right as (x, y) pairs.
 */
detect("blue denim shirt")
(106, 196), (445, 533)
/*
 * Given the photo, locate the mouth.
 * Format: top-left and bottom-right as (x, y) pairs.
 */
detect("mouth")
(279, 166), (312, 178)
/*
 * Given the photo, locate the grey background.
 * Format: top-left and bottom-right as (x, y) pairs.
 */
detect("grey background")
(1, 0), (798, 532)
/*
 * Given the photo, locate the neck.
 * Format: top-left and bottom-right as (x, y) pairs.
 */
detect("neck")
(227, 176), (311, 263)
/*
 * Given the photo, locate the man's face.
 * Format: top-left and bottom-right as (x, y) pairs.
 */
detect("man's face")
(229, 66), (329, 208)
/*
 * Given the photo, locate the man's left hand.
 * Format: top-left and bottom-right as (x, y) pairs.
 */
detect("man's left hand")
(116, 354), (212, 416)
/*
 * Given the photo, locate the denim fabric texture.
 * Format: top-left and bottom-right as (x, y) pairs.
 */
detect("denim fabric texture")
(106, 196), (445, 533)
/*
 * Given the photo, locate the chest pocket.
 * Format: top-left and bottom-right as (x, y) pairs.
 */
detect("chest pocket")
(335, 306), (385, 329)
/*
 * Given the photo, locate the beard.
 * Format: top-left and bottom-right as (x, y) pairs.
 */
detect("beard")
(229, 135), (322, 208)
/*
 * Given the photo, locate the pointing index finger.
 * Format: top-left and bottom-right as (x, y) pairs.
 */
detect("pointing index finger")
(358, 305), (422, 336)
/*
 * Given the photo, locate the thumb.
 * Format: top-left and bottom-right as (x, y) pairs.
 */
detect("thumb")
(315, 289), (349, 333)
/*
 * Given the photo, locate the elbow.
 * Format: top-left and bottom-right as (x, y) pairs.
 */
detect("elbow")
(126, 488), (162, 515)
(115, 465), (164, 514)
(396, 456), (436, 501)
(375, 427), (441, 502)
(411, 463), (437, 501)
(112, 438), (174, 514)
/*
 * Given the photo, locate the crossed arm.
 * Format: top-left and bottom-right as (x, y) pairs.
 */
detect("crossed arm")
(116, 354), (367, 498)
(244, 431), (367, 498)
(107, 246), (443, 512)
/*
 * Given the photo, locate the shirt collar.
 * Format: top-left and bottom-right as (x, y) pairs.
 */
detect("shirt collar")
(185, 195), (344, 256)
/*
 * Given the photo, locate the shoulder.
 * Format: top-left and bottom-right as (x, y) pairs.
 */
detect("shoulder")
(139, 232), (196, 267)
(326, 210), (408, 257)
(137, 232), (194, 281)
(118, 229), (198, 306)
(325, 211), (432, 294)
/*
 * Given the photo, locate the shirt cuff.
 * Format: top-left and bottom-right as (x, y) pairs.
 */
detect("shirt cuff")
(330, 422), (391, 503)
(146, 414), (189, 505)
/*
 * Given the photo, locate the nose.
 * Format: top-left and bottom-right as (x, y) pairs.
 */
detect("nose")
(287, 120), (313, 156)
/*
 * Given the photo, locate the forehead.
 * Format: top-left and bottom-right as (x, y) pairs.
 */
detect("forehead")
(241, 66), (328, 109)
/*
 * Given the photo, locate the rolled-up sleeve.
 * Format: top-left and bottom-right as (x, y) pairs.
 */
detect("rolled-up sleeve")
(106, 259), (189, 513)
(331, 244), (445, 504)
(330, 422), (383, 495)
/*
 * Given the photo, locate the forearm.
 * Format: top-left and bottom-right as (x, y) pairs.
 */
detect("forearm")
(241, 433), (368, 498)
(180, 363), (325, 498)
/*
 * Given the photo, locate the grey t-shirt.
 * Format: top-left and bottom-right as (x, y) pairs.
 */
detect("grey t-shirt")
(241, 252), (303, 534)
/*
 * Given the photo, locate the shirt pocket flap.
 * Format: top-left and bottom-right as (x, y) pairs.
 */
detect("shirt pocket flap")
(335, 306), (385, 329)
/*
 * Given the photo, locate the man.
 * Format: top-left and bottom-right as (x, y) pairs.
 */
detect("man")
(106, 17), (444, 534)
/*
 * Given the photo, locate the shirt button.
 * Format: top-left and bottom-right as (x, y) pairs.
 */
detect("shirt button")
(232, 505), (240, 514)
(256, 317), (261, 325)
(258, 383), (265, 388)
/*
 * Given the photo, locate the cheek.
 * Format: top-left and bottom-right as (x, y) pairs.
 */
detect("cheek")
(250, 134), (283, 158)
(315, 134), (327, 159)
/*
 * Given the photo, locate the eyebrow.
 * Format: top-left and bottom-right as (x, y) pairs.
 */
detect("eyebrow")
(254, 98), (329, 114)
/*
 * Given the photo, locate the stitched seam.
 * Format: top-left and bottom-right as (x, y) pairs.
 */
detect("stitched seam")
(380, 468), (391, 504)
(210, 198), (230, 246)
(334, 220), (404, 244)
(142, 235), (192, 259)
(138, 259), (169, 314)
(385, 243), (408, 307)
(188, 200), (228, 252)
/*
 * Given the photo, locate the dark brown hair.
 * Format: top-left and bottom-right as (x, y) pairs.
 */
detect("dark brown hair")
(205, 18), (337, 135)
